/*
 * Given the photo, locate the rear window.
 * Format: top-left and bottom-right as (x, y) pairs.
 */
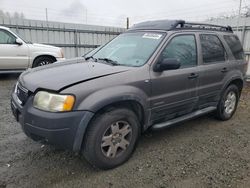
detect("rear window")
(223, 35), (244, 60)
(200, 34), (226, 63)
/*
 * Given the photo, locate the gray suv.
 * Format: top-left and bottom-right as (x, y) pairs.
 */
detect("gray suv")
(11, 20), (248, 169)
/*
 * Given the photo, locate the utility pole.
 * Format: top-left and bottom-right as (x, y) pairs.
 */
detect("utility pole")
(126, 17), (129, 29)
(86, 8), (88, 24)
(83, 8), (87, 24)
(45, 8), (48, 23)
(45, 8), (49, 43)
(236, 0), (242, 32)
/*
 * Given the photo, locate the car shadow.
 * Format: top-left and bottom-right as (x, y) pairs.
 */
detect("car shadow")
(0, 73), (20, 80)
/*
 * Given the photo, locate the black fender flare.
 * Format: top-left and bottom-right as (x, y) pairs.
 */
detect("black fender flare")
(221, 74), (244, 96)
(77, 85), (150, 128)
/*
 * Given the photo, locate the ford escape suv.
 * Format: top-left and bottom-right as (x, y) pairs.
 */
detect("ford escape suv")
(11, 20), (247, 169)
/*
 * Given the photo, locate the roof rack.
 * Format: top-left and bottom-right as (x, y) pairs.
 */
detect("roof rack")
(129, 20), (233, 33)
(174, 21), (233, 33)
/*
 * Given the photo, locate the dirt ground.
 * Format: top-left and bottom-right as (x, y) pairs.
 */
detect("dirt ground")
(0, 74), (250, 188)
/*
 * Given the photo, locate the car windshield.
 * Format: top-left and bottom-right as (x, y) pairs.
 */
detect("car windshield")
(92, 31), (165, 67)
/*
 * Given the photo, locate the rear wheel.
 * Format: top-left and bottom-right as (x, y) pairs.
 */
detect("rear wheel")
(82, 108), (140, 169)
(33, 56), (55, 67)
(216, 84), (239, 120)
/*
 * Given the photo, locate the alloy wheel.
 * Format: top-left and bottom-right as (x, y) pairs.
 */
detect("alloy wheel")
(101, 121), (132, 158)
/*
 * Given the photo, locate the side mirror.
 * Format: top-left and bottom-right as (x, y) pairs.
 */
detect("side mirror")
(154, 58), (181, 72)
(15, 38), (23, 45)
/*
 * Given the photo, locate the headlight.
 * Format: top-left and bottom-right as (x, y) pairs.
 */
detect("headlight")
(33, 91), (75, 112)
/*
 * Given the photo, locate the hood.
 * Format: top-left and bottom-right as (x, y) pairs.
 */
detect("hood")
(54, 57), (85, 64)
(29, 43), (60, 50)
(19, 61), (131, 92)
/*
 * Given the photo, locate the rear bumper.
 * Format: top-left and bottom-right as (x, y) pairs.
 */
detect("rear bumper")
(11, 93), (94, 152)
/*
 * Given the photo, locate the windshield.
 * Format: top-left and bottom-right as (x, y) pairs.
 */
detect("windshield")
(93, 31), (165, 67)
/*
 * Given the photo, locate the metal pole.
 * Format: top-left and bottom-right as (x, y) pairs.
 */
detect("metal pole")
(45, 8), (49, 43)
(74, 29), (79, 57)
(126, 17), (129, 29)
(241, 16), (247, 45)
(236, 0), (242, 32)
(83, 8), (87, 24)
(86, 8), (87, 24)
(45, 8), (48, 23)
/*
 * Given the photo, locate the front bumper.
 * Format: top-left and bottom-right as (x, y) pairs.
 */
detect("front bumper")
(11, 92), (94, 152)
(56, 57), (66, 62)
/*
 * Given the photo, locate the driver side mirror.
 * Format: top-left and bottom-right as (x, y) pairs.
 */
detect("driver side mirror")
(154, 58), (181, 72)
(15, 38), (23, 45)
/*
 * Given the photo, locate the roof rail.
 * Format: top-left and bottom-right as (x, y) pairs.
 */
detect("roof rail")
(129, 20), (233, 33)
(175, 21), (233, 33)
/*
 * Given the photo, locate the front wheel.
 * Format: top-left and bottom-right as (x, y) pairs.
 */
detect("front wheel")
(82, 108), (140, 170)
(216, 84), (240, 120)
(32, 56), (55, 67)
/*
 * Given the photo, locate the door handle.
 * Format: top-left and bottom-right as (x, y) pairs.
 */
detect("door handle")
(221, 67), (228, 73)
(188, 73), (199, 79)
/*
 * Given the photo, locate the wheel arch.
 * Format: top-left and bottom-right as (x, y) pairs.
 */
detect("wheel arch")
(222, 77), (244, 96)
(92, 100), (146, 131)
(32, 55), (57, 67)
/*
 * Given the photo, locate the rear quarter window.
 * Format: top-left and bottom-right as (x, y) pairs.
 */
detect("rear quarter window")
(223, 35), (244, 60)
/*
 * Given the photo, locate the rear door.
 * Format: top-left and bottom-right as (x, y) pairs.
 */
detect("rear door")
(0, 29), (29, 70)
(150, 33), (199, 123)
(197, 33), (229, 108)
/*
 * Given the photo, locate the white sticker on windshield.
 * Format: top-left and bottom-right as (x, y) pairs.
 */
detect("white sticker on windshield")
(142, 33), (162, 40)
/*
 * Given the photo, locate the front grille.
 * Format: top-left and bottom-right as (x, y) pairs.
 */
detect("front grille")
(15, 83), (29, 105)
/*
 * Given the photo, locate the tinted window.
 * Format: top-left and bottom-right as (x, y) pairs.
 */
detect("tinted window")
(159, 35), (197, 67)
(200, 34), (226, 63)
(224, 35), (244, 60)
(0, 30), (16, 44)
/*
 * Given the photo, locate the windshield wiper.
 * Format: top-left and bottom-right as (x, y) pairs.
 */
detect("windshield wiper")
(85, 56), (97, 62)
(98, 58), (120, 66)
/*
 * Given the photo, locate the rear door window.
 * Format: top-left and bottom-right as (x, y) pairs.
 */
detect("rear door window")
(200, 34), (226, 63)
(223, 35), (244, 60)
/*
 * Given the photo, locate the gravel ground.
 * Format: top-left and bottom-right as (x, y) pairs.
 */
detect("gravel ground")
(0, 74), (250, 188)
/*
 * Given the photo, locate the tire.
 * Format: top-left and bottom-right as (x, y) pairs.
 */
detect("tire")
(82, 108), (140, 170)
(216, 84), (240, 121)
(32, 56), (55, 67)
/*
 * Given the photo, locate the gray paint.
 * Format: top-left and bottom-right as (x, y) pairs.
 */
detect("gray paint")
(18, 23), (246, 129)
(11, 20), (247, 156)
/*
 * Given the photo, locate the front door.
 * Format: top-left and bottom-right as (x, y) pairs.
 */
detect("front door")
(0, 29), (29, 70)
(150, 33), (199, 123)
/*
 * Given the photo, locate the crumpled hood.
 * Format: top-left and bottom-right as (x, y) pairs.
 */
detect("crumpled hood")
(19, 61), (131, 92)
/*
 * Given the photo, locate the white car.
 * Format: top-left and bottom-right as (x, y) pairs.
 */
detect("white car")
(0, 26), (65, 73)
